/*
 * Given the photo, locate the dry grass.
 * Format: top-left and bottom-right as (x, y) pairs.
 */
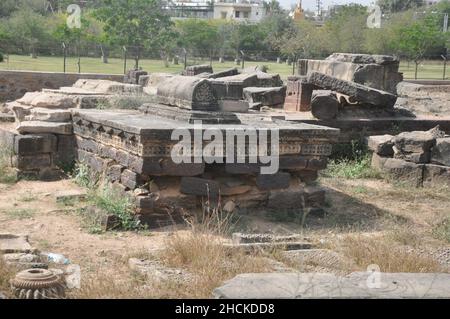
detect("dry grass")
(338, 236), (443, 273)
(0, 254), (15, 298)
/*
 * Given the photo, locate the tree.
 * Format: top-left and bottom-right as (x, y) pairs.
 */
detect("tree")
(264, 0), (283, 16)
(377, 0), (424, 13)
(175, 19), (218, 56)
(94, 0), (173, 68)
(6, 7), (50, 58)
(396, 13), (447, 79)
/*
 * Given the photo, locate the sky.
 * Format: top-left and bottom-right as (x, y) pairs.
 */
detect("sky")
(279, 0), (376, 11)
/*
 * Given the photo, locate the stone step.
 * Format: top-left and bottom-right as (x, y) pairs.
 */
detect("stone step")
(17, 121), (73, 135)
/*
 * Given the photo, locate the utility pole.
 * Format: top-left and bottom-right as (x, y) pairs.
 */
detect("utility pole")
(316, 0), (322, 18)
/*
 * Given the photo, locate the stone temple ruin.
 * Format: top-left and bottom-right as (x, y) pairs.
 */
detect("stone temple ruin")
(0, 52), (449, 227)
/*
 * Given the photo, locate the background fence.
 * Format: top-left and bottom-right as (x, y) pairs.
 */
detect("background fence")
(0, 43), (449, 80)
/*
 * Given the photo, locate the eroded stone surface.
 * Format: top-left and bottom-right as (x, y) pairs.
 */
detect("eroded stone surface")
(213, 272), (450, 299)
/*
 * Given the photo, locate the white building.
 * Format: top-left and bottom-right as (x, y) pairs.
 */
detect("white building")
(213, 0), (267, 23)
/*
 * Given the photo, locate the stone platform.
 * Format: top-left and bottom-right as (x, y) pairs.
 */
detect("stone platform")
(71, 106), (339, 227)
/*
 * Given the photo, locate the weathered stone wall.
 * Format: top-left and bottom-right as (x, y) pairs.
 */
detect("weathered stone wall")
(0, 70), (123, 102)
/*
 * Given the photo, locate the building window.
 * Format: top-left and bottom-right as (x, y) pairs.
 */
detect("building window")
(221, 11), (227, 19)
(235, 11), (240, 18)
(243, 11), (249, 18)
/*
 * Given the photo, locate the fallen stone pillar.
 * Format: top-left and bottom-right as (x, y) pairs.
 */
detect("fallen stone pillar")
(310, 90), (339, 120)
(307, 72), (397, 107)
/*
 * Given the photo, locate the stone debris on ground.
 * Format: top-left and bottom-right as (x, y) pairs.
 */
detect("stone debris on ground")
(128, 258), (192, 282)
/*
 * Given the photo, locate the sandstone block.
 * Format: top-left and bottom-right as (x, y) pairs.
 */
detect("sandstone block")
(17, 121), (73, 135)
(256, 172), (290, 190)
(366, 134), (394, 156)
(14, 134), (57, 155)
(431, 137), (450, 167)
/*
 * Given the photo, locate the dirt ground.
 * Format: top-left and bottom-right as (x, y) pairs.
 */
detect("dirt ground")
(1, 176), (449, 298)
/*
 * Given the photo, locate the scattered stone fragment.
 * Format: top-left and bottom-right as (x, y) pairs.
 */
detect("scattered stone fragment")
(128, 258), (191, 282)
(232, 233), (306, 244)
(366, 134), (394, 156)
(243, 86), (286, 107)
(423, 164), (450, 187)
(0, 234), (36, 254)
(2, 253), (40, 263)
(431, 137), (450, 166)
(223, 201), (236, 213)
(392, 130), (436, 163)
(381, 158), (424, 187)
(54, 190), (87, 203)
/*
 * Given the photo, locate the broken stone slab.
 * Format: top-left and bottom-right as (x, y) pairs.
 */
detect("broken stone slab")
(382, 158), (424, 187)
(326, 53), (399, 65)
(209, 73), (259, 100)
(128, 258), (192, 282)
(29, 93), (77, 109)
(6, 261), (48, 270)
(431, 137), (450, 167)
(54, 190), (87, 203)
(223, 241), (313, 253)
(183, 64), (213, 76)
(423, 164), (450, 187)
(213, 272), (450, 299)
(155, 76), (218, 111)
(243, 86), (286, 107)
(0, 234), (36, 254)
(26, 108), (71, 122)
(2, 253), (41, 263)
(73, 79), (142, 94)
(283, 249), (349, 270)
(307, 72), (397, 107)
(366, 134), (394, 156)
(310, 90), (339, 120)
(204, 68), (238, 79)
(16, 121), (73, 135)
(124, 69), (148, 85)
(232, 233), (307, 244)
(393, 130), (437, 154)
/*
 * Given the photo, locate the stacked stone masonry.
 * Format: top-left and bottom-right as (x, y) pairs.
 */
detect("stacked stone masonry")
(368, 126), (450, 187)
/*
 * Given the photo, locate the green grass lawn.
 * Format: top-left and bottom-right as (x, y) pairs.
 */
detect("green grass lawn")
(0, 54), (448, 80)
(0, 54), (294, 78)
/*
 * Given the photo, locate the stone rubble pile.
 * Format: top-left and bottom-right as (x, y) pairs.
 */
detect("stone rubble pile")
(368, 126), (450, 187)
(285, 53), (403, 119)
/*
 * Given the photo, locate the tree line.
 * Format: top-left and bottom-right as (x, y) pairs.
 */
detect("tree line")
(0, 0), (449, 70)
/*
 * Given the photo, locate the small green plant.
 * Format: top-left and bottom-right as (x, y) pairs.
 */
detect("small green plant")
(325, 139), (382, 179)
(74, 162), (98, 189)
(88, 186), (141, 231)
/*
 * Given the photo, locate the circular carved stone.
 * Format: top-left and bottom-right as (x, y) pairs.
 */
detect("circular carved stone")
(10, 268), (65, 299)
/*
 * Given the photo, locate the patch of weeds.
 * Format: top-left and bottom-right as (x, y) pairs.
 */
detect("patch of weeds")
(87, 186), (142, 231)
(19, 194), (37, 202)
(432, 216), (450, 243)
(2, 208), (35, 220)
(57, 197), (78, 207)
(0, 143), (17, 184)
(325, 139), (382, 179)
(352, 185), (369, 194)
(325, 155), (382, 179)
(74, 162), (98, 189)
